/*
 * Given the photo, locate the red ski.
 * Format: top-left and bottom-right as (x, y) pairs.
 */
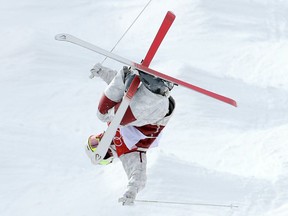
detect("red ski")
(142, 11), (175, 67)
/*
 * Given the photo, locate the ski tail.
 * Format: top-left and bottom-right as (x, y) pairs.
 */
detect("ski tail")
(141, 11), (176, 67)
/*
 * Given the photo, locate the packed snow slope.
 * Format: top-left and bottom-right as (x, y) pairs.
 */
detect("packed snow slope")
(1, 0), (288, 216)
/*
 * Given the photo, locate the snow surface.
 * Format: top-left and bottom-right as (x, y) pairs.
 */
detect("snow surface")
(1, 0), (288, 215)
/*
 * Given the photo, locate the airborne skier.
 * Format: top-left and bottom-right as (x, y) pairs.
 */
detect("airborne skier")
(55, 7), (236, 207)
(85, 63), (176, 205)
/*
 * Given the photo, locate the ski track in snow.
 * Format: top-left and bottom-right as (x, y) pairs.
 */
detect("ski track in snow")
(1, 0), (288, 216)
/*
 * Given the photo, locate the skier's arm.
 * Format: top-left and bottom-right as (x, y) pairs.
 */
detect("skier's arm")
(97, 70), (126, 122)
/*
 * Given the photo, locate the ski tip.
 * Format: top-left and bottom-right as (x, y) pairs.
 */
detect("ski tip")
(167, 11), (176, 21)
(230, 100), (238, 107)
(55, 33), (68, 41)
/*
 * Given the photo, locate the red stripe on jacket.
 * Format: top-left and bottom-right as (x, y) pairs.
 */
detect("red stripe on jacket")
(98, 94), (137, 125)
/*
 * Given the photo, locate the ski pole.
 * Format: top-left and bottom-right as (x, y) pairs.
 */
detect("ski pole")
(101, 0), (153, 64)
(135, 199), (239, 209)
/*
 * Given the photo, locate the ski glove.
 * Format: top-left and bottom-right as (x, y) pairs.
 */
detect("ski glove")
(89, 63), (118, 84)
(97, 108), (114, 123)
(90, 63), (103, 79)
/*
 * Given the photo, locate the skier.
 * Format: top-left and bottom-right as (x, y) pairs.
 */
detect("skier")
(85, 63), (176, 205)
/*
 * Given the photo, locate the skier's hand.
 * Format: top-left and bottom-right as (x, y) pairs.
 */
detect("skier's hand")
(97, 110), (114, 123)
(89, 63), (103, 79)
